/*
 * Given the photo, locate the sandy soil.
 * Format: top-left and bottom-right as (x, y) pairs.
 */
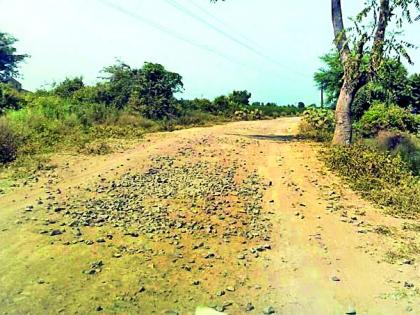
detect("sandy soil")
(0, 117), (418, 315)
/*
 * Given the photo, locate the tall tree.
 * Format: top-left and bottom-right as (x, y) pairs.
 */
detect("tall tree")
(330, 0), (418, 144)
(212, 0), (419, 144)
(0, 32), (28, 82)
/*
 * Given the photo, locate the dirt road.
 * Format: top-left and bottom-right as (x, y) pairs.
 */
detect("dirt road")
(0, 118), (418, 314)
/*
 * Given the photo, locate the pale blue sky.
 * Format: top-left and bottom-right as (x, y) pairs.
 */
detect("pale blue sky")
(1, 0), (419, 104)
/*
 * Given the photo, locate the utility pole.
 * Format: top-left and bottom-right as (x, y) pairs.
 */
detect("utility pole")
(320, 84), (324, 108)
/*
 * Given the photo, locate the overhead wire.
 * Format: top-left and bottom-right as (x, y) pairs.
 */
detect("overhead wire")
(164, 0), (307, 78)
(98, 0), (250, 70)
(185, 0), (262, 48)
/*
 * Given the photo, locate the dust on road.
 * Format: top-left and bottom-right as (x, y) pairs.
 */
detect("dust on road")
(0, 118), (418, 314)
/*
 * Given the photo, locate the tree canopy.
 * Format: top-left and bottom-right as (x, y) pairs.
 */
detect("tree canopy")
(101, 61), (184, 119)
(0, 32), (28, 82)
(314, 52), (420, 117)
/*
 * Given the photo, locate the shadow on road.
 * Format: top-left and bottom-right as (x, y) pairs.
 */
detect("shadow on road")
(229, 134), (302, 142)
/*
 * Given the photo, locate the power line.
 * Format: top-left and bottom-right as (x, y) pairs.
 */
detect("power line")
(164, 0), (307, 78)
(185, 0), (261, 48)
(98, 0), (249, 70)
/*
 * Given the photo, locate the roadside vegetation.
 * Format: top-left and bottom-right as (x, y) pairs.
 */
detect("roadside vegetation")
(300, 55), (420, 218)
(0, 32), (305, 175)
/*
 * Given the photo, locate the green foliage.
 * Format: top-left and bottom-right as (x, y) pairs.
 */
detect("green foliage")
(0, 32), (28, 82)
(0, 56), (302, 166)
(212, 95), (231, 114)
(297, 102), (305, 109)
(53, 77), (84, 98)
(250, 102), (303, 117)
(102, 61), (183, 119)
(355, 103), (420, 137)
(314, 53), (344, 106)
(314, 52), (420, 115)
(234, 108), (262, 121)
(299, 107), (335, 141)
(0, 117), (18, 163)
(409, 73), (420, 111)
(364, 131), (420, 176)
(324, 143), (420, 218)
(174, 110), (218, 126)
(0, 82), (25, 114)
(228, 90), (251, 107)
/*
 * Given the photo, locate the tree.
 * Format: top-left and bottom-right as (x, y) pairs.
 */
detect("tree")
(213, 95), (230, 113)
(409, 73), (420, 111)
(314, 52), (417, 118)
(0, 32), (28, 82)
(102, 61), (184, 119)
(53, 77), (85, 98)
(0, 83), (24, 114)
(213, 0), (419, 144)
(330, 0), (419, 144)
(228, 90), (251, 106)
(314, 53), (344, 107)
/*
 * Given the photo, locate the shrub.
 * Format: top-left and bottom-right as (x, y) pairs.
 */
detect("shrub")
(324, 143), (420, 218)
(299, 107), (335, 141)
(355, 103), (420, 137)
(0, 83), (25, 114)
(234, 108), (263, 121)
(116, 112), (158, 130)
(365, 131), (420, 176)
(53, 77), (84, 98)
(0, 118), (18, 163)
(175, 110), (217, 126)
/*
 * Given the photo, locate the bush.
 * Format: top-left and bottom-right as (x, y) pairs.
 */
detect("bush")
(0, 83), (25, 114)
(355, 103), (420, 137)
(53, 77), (84, 98)
(324, 143), (420, 218)
(116, 112), (158, 130)
(234, 108), (263, 121)
(299, 107), (335, 141)
(175, 110), (217, 126)
(0, 118), (18, 163)
(365, 131), (420, 176)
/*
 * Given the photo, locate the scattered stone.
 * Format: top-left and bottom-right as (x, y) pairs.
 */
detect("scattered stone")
(216, 290), (225, 297)
(50, 229), (63, 236)
(245, 303), (254, 312)
(401, 259), (414, 265)
(345, 307), (357, 315)
(263, 306), (276, 314)
(237, 253), (246, 260)
(215, 305), (225, 312)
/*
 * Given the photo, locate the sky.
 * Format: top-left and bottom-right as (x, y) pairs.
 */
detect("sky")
(0, 0), (419, 105)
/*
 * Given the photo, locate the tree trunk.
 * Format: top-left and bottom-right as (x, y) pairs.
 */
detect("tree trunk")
(332, 81), (356, 145)
(331, 0), (354, 145)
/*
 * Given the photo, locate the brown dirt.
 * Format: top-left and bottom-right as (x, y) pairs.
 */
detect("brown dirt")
(0, 117), (418, 315)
